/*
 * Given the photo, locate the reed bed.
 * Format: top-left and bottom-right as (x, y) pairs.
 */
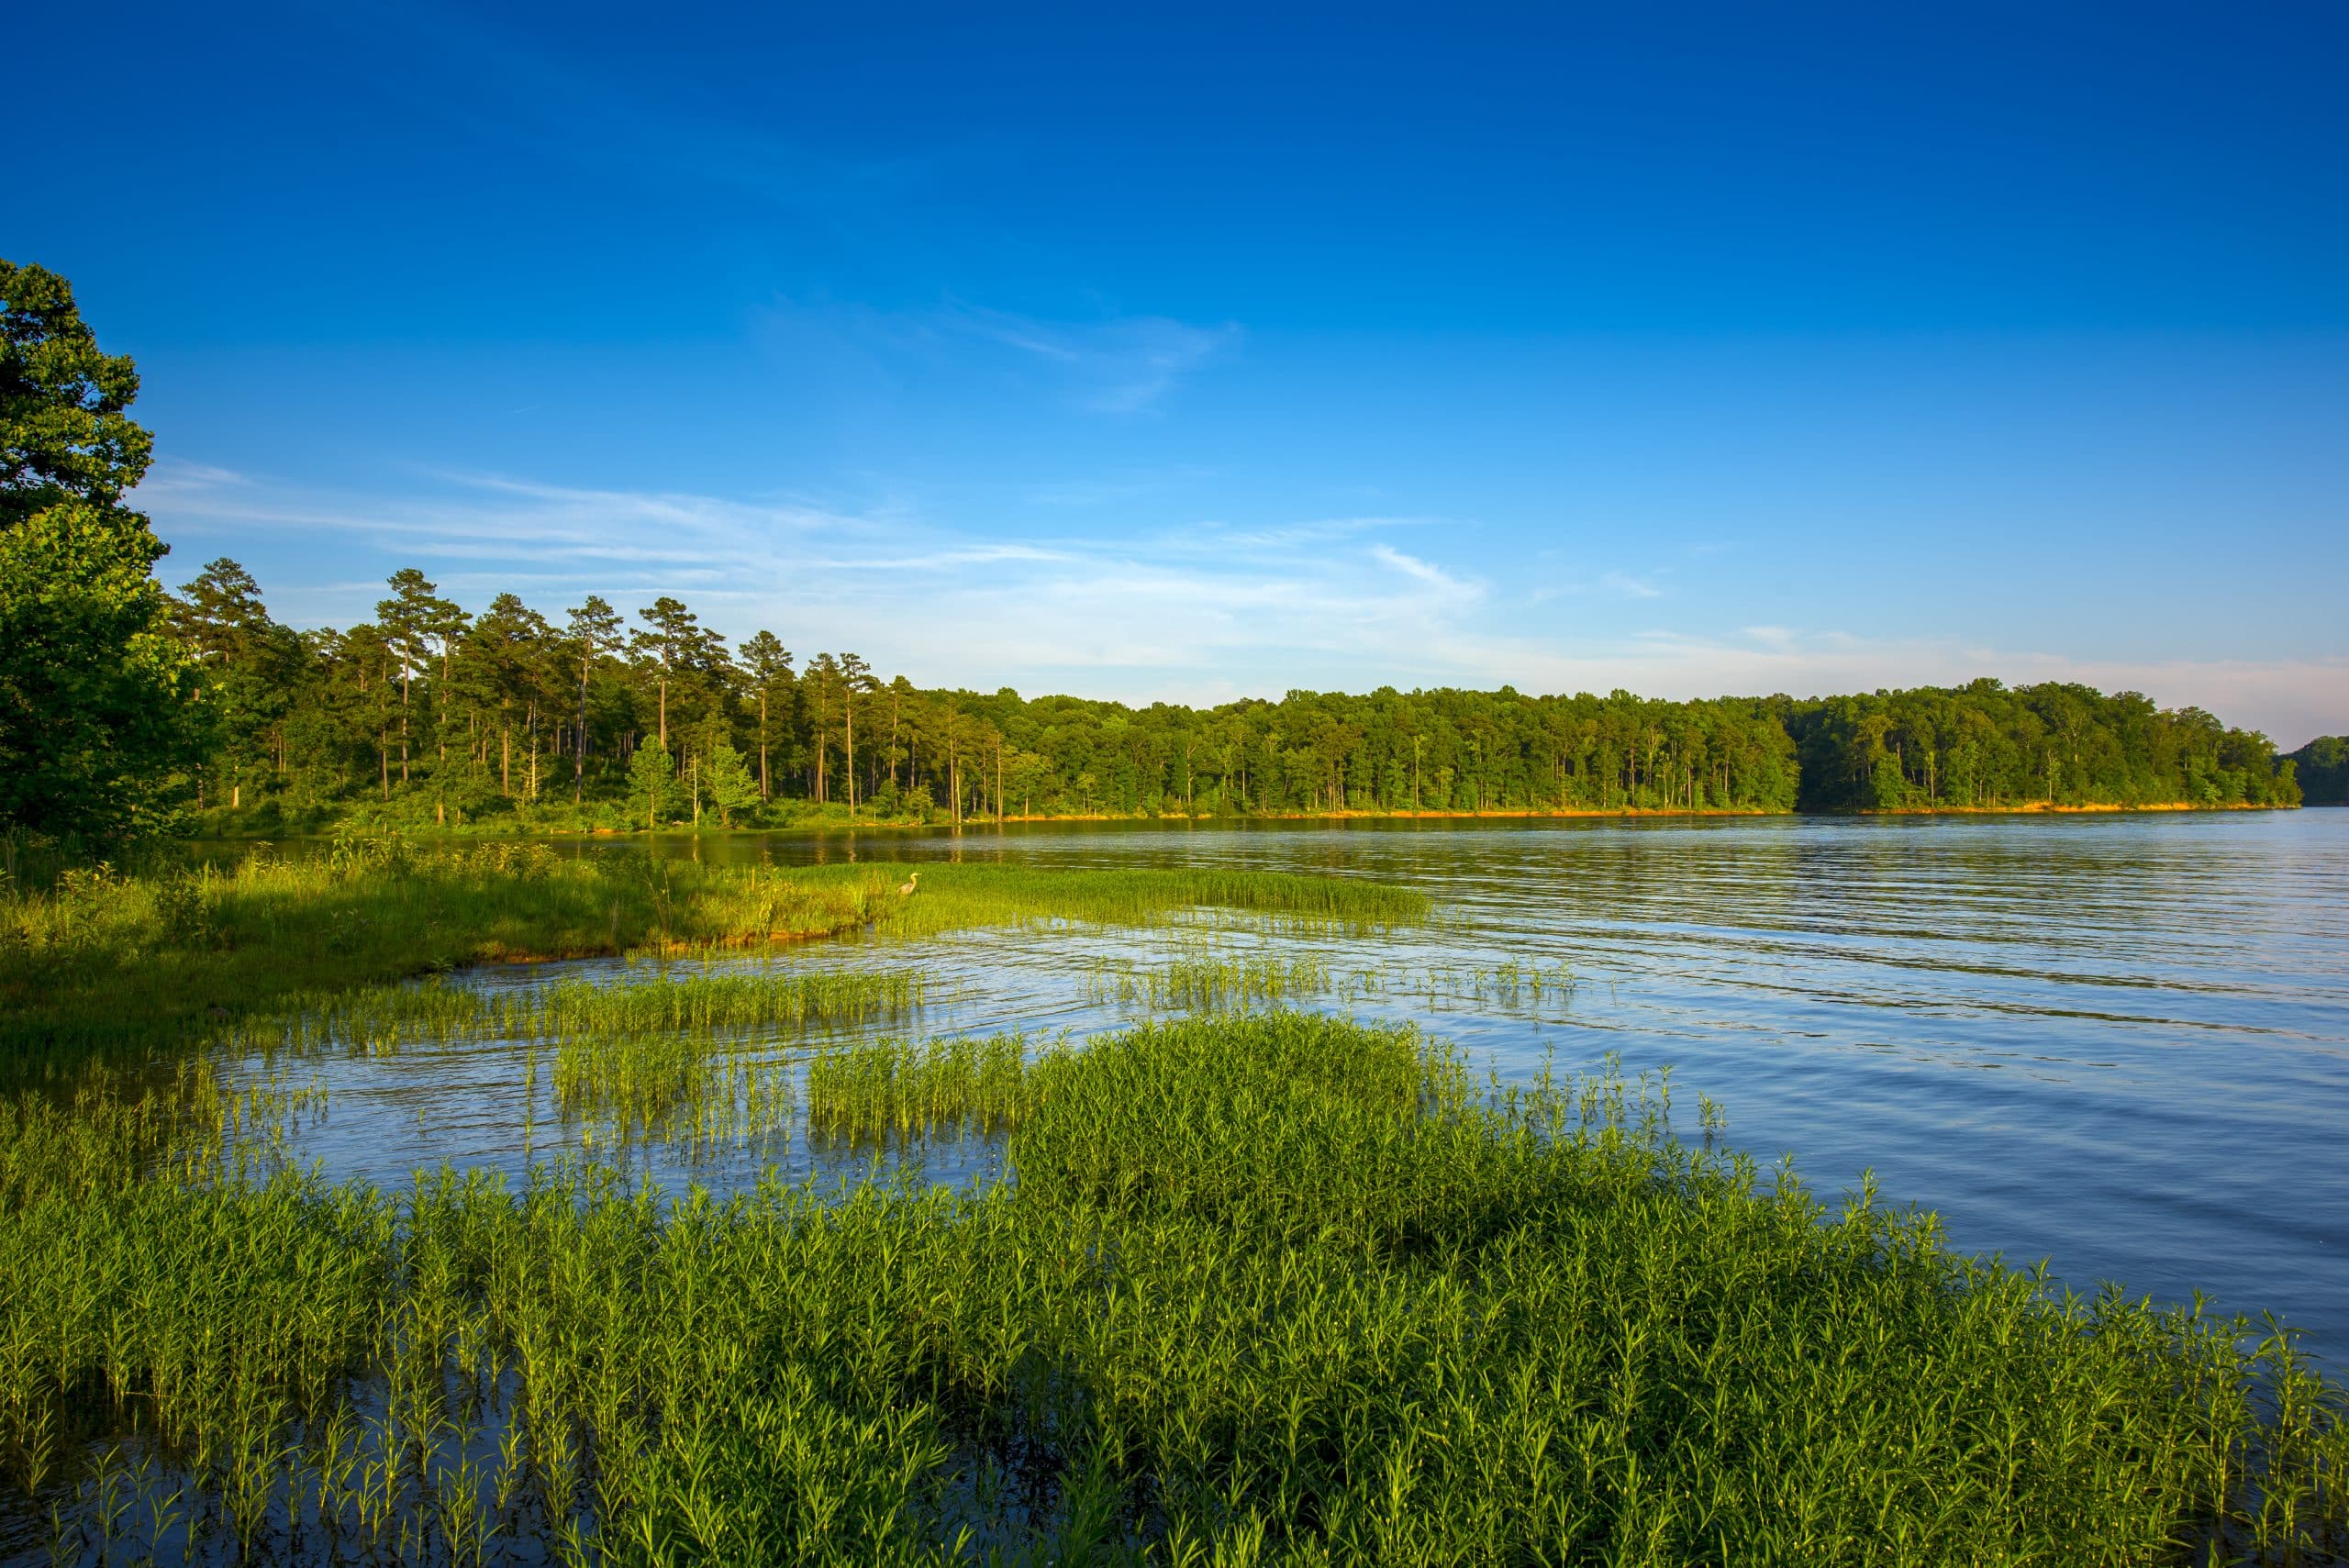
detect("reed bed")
(0, 844), (888, 1073)
(1339, 954), (1577, 1017)
(1083, 953), (1336, 1010)
(854, 863), (1430, 945)
(0, 844), (1423, 1076)
(2, 1012), (2343, 1564)
(547, 1037), (798, 1157)
(1083, 951), (1575, 1019)
(228, 970), (936, 1058)
(805, 1032), (1058, 1142)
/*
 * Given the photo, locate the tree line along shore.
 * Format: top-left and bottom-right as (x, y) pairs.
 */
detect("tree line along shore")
(158, 561), (2315, 838)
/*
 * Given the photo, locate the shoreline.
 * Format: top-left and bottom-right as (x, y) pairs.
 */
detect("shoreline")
(190, 799), (2301, 842)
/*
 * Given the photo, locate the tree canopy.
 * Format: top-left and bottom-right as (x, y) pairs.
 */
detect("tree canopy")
(2288, 737), (2348, 806)
(0, 261), (202, 840)
(161, 562), (2301, 832)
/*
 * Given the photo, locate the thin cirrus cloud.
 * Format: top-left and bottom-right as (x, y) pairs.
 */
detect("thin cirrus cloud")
(136, 461), (2349, 742)
(138, 462), (1463, 671)
(1370, 542), (1481, 601)
(1600, 569), (1664, 600)
(755, 294), (1242, 415)
(941, 301), (1243, 414)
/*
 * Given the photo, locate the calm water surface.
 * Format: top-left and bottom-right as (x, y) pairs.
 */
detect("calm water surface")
(223, 812), (2349, 1367)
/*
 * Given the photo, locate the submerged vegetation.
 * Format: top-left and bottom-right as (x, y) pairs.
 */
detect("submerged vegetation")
(1084, 952), (1339, 1011)
(2, 1014), (2344, 1563)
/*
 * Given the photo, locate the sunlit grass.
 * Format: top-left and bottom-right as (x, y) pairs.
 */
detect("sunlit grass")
(1, 1013), (2343, 1563)
(1083, 951), (1577, 1018)
(228, 969), (938, 1057)
(1083, 952), (1336, 1010)
(0, 844), (1426, 1076)
(805, 1031), (1061, 1143)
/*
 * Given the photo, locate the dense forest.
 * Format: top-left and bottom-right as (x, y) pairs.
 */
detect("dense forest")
(161, 556), (2300, 832)
(2289, 738), (2349, 806)
(0, 258), (2305, 843)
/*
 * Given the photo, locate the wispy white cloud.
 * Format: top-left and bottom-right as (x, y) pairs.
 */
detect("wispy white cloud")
(757, 294), (1241, 415)
(1371, 543), (1481, 601)
(1601, 570), (1664, 599)
(946, 304), (1240, 414)
(1147, 517), (1420, 556)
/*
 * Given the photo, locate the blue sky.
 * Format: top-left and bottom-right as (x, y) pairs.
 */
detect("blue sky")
(16, 2), (2348, 742)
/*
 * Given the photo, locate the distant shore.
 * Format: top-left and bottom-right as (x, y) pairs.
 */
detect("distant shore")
(184, 798), (2305, 844)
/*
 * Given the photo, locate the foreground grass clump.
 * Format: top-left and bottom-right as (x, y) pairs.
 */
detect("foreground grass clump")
(0, 842), (1425, 1073)
(3, 1014), (2344, 1564)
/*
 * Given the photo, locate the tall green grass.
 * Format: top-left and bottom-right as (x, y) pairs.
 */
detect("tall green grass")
(547, 1036), (799, 1157)
(228, 969), (937, 1057)
(2, 1013), (2342, 1563)
(859, 863), (1428, 943)
(1083, 952), (1576, 1018)
(1084, 953), (1337, 1010)
(0, 843), (1424, 1075)
(805, 1032), (1060, 1143)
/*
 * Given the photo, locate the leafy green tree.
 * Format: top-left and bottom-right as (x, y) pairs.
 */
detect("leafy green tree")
(457, 593), (553, 798)
(2288, 737), (2347, 806)
(838, 651), (874, 813)
(627, 740), (678, 830)
(0, 260), (204, 840)
(706, 740), (760, 827)
(804, 652), (841, 802)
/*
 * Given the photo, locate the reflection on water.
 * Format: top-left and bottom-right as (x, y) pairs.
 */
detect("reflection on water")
(220, 812), (2349, 1366)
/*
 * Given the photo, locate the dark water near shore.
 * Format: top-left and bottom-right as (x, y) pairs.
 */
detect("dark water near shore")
(224, 812), (2349, 1367)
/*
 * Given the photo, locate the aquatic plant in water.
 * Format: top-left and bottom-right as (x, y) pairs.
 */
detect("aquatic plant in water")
(805, 1031), (1063, 1143)
(0, 850), (1427, 1074)
(0, 1012), (2343, 1563)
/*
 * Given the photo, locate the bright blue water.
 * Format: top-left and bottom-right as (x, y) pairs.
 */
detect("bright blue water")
(228, 811), (2349, 1369)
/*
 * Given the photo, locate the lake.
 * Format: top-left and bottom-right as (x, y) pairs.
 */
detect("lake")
(221, 810), (2349, 1369)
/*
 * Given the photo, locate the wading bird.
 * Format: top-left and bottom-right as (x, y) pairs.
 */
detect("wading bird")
(897, 872), (920, 896)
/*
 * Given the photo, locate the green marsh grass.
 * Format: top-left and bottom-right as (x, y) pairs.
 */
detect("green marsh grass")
(0, 844), (1424, 1075)
(1083, 953), (1336, 1010)
(805, 1032), (1060, 1143)
(547, 1036), (799, 1157)
(1083, 951), (1575, 1021)
(228, 968), (938, 1058)
(844, 862), (1428, 945)
(2, 1012), (2343, 1564)
(216, 966), (938, 1153)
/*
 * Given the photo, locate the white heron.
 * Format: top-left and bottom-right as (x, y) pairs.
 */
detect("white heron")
(897, 871), (920, 897)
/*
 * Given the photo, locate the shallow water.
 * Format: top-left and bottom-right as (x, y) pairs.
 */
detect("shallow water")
(220, 811), (2349, 1368)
